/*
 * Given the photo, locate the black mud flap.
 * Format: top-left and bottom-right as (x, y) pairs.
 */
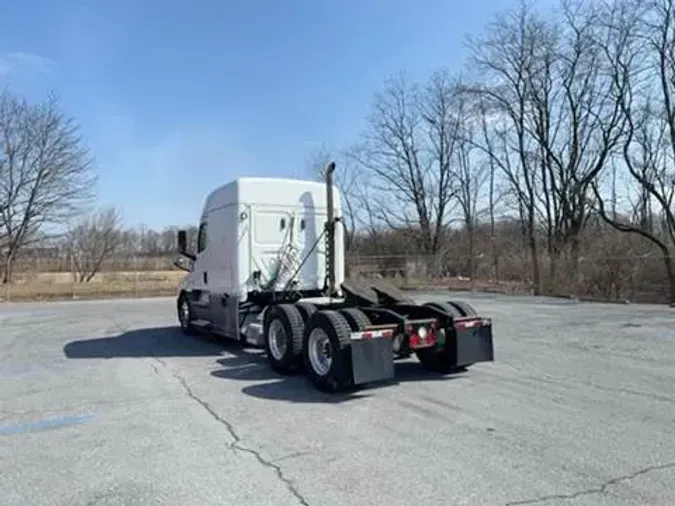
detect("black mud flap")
(455, 324), (494, 366)
(350, 337), (395, 386)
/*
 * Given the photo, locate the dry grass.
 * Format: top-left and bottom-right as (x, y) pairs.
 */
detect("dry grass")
(1, 270), (185, 302)
(0, 268), (531, 303)
(402, 275), (529, 294)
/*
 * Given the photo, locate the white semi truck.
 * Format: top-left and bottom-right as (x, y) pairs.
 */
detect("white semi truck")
(174, 163), (494, 392)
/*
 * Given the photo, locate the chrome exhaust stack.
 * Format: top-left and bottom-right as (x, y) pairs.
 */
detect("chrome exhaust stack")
(324, 161), (336, 297)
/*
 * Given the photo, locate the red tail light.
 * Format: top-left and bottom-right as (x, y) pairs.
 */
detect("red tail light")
(408, 323), (436, 349)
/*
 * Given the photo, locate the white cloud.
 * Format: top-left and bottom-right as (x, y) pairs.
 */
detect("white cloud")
(0, 51), (56, 76)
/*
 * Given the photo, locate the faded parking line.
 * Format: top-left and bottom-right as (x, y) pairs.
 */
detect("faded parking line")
(0, 414), (95, 435)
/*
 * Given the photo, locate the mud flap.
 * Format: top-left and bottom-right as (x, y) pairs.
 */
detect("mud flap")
(350, 337), (395, 385)
(455, 324), (494, 366)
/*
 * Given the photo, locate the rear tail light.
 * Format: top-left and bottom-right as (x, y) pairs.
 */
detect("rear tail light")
(407, 322), (437, 349)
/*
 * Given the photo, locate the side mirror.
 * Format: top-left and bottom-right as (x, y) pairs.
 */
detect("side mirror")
(173, 255), (193, 272)
(177, 230), (187, 253)
(177, 229), (196, 261)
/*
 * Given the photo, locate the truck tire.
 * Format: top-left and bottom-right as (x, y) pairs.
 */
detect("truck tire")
(302, 310), (354, 393)
(177, 293), (197, 336)
(295, 302), (317, 324)
(424, 301), (461, 317)
(338, 308), (370, 331)
(264, 304), (305, 375)
(447, 300), (478, 316)
(416, 301), (463, 374)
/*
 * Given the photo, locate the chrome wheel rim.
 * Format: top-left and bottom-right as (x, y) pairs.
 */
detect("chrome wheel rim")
(308, 328), (332, 376)
(180, 299), (190, 327)
(268, 319), (288, 360)
(392, 333), (404, 353)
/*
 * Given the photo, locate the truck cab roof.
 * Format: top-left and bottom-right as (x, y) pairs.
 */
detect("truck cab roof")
(202, 177), (340, 215)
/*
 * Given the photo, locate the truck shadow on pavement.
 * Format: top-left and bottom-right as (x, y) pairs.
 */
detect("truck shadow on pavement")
(233, 363), (464, 404)
(63, 326), (466, 404)
(211, 349), (465, 403)
(63, 326), (227, 359)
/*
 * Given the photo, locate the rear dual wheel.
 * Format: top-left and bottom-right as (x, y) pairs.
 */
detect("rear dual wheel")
(264, 304), (305, 374)
(417, 300), (476, 373)
(338, 308), (370, 331)
(446, 300), (478, 317)
(303, 310), (354, 393)
(295, 302), (317, 323)
(263, 304), (380, 392)
(263, 303), (357, 392)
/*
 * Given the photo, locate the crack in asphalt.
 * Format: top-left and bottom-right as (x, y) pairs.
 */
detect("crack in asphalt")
(104, 315), (311, 506)
(149, 361), (162, 376)
(506, 462), (675, 505)
(152, 357), (310, 506)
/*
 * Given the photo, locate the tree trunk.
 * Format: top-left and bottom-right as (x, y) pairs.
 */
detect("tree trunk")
(467, 222), (475, 280)
(664, 254), (675, 306)
(2, 250), (14, 284)
(527, 207), (541, 296)
(492, 234), (500, 283)
(490, 213), (499, 283)
(528, 231), (541, 295)
(547, 244), (561, 294)
(488, 146), (499, 283)
(570, 234), (581, 299)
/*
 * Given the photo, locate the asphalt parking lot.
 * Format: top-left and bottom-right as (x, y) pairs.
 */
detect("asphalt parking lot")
(1, 292), (675, 506)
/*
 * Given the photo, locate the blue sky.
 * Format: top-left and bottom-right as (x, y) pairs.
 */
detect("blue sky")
(0, 0), (545, 230)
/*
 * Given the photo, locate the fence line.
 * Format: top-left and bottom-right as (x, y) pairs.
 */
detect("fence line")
(1, 252), (672, 304)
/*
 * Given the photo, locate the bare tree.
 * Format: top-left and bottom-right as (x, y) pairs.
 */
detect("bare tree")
(452, 90), (488, 278)
(466, 2), (546, 293)
(66, 206), (124, 283)
(475, 94), (507, 281)
(0, 90), (95, 283)
(353, 70), (463, 258)
(418, 69), (464, 256)
(305, 143), (361, 252)
(592, 0), (675, 304)
(467, 0), (631, 293)
(541, 0), (628, 288)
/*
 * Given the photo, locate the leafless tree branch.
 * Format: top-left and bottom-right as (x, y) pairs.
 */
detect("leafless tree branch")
(0, 89), (96, 283)
(66, 206), (124, 283)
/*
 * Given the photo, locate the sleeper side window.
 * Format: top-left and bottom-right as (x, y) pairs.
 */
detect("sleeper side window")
(197, 221), (208, 253)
